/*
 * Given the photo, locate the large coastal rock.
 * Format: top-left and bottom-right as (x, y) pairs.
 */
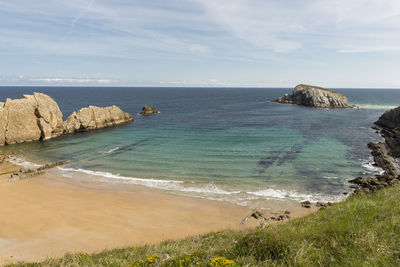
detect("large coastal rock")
(276, 84), (353, 108)
(375, 106), (400, 157)
(0, 93), (134, 145)
(375, 107), (400, 130)
(0, 93), (63, 145)
(63, 105), (134, 134)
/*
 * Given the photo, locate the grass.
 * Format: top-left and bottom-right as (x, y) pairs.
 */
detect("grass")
(8, 186), (400, 266)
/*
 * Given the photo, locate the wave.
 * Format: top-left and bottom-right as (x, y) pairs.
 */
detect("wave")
(8, 156), (42, 168)
(356, 104), (397, 110)
(360, 158), (384, 175)
(56, 166), (345, 204)
(7, 156), (347, 206)
(246, 188), (345, 203)
(102, 147), (120, 154)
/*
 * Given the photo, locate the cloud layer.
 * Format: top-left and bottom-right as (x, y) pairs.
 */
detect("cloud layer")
(0, 0), (399, 87)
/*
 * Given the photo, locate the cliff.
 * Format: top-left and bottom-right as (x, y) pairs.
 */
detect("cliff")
(276, 84), (354, 108)
(0, 93), (134, 145)
(375, 107), (400, 157)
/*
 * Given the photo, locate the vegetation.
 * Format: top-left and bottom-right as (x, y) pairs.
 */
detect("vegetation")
(9, 186), (400, 266)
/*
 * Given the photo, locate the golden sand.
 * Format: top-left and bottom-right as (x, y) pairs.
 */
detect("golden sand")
(0, 160), (315, 265)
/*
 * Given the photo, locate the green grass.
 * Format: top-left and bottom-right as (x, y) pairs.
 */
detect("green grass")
(9, 186), (400, 266)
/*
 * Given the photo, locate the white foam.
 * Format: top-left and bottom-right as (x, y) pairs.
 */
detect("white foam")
(102, 147), (120, 154)
(247, 188), (345, 203)
(56, 167), (247, 197)
(323, 176), (339, 179)
(57, 166), (184, 188)
(357, 104), (397, 110)
(8, 156), (42, 168)
(362, 162), (385, 175)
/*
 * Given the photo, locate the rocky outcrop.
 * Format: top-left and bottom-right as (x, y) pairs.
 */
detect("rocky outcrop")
(276, 84), (354, 108)
(63, 105), (134, 134)
(140, 105), (159, 115)
(0, 93), (63, 145)
(0, 93), (134, 146)
(367, 142), (399, 177)
(375, 107), (400, 129)
(349, 106), (400, 194)
(9, 161), (65, 181)
(375, 107), (400, 157)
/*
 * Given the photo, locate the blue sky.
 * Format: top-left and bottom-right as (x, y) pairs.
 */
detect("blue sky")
(1, 0), (400, 87)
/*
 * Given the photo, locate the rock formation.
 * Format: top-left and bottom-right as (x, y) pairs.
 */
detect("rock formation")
(350, 106), (400, 194)
(276, 84), (354, 108)
(375, 107), (400, 157)
(0, 93), (134, 146)
(0, 93), (63, 145)
(63, 105), (134, 134)
(140, 105), (159, 115)
(9, 161), (65, 181)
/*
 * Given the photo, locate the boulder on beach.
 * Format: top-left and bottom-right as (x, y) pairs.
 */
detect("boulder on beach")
(275, 84), (354, 108)
(140, 105), (159, 115)
(0, 93), (134, 146)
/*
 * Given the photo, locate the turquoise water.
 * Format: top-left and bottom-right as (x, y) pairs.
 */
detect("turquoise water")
(1, 87), (398, 208)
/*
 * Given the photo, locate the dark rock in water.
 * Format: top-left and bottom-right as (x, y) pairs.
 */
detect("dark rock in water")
(375, 107), (400, 157)
(376, 107), (400, 130)
(368, 142), (399, 177)
(140, 105), (159, 115)
(275, 84), (355, 108)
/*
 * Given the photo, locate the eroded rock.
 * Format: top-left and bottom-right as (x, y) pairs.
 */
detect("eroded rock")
(63, 105), (134, 134)
(0, 93), (134, 146)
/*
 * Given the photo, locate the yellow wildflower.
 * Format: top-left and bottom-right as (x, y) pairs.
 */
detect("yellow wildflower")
(211, 257), (235, 266)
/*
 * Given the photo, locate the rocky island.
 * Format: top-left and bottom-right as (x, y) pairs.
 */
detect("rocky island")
(276, 84), (354, 108)
(140, 105), (159, 115)
(0, 92), (134, 146)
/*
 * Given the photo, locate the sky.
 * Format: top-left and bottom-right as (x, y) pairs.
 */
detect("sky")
(0, 0), (400, 88)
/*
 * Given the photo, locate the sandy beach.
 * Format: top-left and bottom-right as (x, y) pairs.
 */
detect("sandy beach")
(0, 159), (316, 265)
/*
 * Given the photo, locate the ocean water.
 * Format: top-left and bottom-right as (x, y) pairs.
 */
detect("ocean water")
(1, 87), (398, 208)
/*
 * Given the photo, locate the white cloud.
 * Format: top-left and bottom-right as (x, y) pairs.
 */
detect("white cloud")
(194, 0), (400, 53)
(32, 77), (115, 84)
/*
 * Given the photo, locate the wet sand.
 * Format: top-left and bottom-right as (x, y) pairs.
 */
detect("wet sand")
(0, 160), (316, 265)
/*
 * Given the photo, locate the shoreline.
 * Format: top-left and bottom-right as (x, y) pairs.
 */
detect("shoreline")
(0, 157), (317, 265)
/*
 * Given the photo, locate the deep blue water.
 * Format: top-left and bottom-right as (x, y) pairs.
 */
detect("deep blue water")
(0, 87), (398, 208)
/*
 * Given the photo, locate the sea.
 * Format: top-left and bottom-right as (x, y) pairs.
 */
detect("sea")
(0, 87), (398, 209)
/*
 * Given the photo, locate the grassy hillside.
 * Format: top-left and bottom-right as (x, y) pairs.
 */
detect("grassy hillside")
(10, 186), (400, 267)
